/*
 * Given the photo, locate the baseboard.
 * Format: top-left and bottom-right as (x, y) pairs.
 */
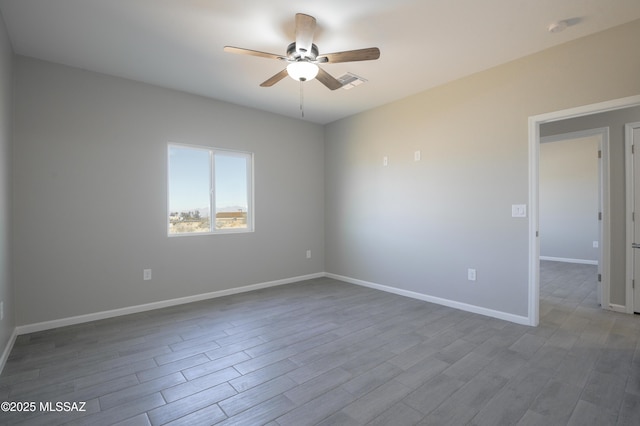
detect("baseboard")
(6, 270), (532, 374)
(16, 272), (325, 335)
(608, 303), (627, 313)
(15, 269), (531, 337)
(0, 328), (18, 375)
(326, 273), (531, 326)
(540, 256), (598, 265)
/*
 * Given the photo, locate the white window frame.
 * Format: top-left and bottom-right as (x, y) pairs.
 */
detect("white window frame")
(167, 143), (254, 236)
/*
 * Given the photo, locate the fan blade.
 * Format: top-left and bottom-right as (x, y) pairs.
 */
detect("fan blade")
(317, 47), (380, 63)
(260, 69), (289, 87)
(295, 13), (316, 57)
(224, 46), (285, 61)
(316, 67), (342, 90)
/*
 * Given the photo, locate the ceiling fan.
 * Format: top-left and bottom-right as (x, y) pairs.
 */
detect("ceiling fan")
(224, 13), (380, 90)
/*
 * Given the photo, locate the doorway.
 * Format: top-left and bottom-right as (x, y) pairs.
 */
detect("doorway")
(539, 130), (606, 306)
(625, 121), (640, 314)
(528, 95), (640, 326)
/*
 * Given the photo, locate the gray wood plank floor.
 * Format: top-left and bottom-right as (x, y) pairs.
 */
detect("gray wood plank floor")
(1, 261), (639, 425)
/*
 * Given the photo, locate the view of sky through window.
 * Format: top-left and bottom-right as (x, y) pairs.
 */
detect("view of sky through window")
(168, 145), (210, 216)
(215, 153), (248, 212)
(168, 144), (252, 235)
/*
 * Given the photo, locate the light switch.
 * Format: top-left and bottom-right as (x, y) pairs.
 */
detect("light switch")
(512, 204), (527, 218)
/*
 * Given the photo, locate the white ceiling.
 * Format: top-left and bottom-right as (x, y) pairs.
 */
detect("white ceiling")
(1, 0), (639, 124)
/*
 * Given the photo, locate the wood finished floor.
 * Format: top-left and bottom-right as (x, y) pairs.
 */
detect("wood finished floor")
(1, 261), (639, 425)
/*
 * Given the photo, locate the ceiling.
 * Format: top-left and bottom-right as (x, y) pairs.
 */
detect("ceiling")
(0, 1), (639, 124)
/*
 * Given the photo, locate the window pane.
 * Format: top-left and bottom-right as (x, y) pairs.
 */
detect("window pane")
(215, 153), (249, 230)
(168, 146), (211, 234)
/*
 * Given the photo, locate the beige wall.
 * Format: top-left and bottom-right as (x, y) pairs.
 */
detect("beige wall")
(325, 19), (640, 318)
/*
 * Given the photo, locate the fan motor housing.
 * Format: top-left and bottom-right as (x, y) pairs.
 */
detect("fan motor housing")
(287, 42), (319, 61)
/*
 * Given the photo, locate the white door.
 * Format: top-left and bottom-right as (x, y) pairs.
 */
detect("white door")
(631, 123), (640, 313)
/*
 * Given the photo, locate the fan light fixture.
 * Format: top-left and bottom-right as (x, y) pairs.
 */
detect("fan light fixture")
(287, 61), (319, 82)
(223, 13), (380, 91)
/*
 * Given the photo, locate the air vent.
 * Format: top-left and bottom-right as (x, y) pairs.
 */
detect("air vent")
(337, 72), (367, 90)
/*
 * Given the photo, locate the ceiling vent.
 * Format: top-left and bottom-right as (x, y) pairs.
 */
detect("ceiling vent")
(337, 72), (367, 90)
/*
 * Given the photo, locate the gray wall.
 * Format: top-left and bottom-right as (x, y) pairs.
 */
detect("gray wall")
(540, 137), (599, 262)
(0, 13), (14, 353)
(13, 57), (325, 325)
(325, 19), (640, 318)
(541, 106), (640, 306)
(8, 19), (640, 327)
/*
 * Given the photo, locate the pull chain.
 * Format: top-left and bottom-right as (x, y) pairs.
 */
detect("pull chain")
(299, 80), (304, 118)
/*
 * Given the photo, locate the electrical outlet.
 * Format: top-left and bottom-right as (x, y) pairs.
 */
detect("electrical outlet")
(511, 204), (527, 218)
(593, 241), (599, 248)
(143, 269), (152, 280)
(414, 150), (421, 161)
(383, 156), (388, 166)
(468, 268), (477, 281)
(306, 250), (311, 259)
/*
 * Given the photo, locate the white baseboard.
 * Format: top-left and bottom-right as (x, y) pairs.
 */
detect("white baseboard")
(16, 273), (324, 335)
(0, 328), (18, 375)
(608, 303), (627, 313)
(13, 269), (531, 345)
(325, 273), (531, 326)
(540, 256), (598, 265)
(4, 270), (534, 374)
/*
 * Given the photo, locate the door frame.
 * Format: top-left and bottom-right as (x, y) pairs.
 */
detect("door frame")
(528, 95), (640, 326)
(540, 128), (608, 306)
(625, 121), (640, 314)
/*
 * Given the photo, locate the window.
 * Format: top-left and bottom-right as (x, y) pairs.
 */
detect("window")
(168, 144), (253, 235)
